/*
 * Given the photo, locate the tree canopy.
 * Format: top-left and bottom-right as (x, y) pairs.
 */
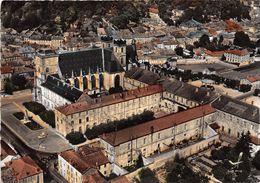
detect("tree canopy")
(233, 31), (251, 48)
(66, 131), (86, 145)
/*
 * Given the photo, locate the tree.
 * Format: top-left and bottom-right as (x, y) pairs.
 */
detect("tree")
(199, 34), (210, 47)
(175, 47), (184, 56)
(4, 79), (13, 95)
(39, 110), (55, 128)
(135, 153), (144, 168)
(218, 35), (224, 45)
(235, 132), (252, 157)
(256, 39), (260, 47)
(136, 168), (159, 183)
(85, 110), (154, 140)
(66, 131), (86, 145)
(253, 150), (260, 170)
(11, 74), (27, 90)
(234, 31), (251, 48)
(23, 101), (46, 115)
(221, 54), (226, 61)
(165, 155), (208, 183)
(110, 15), (128, 29)
(239, 84), (252, 93)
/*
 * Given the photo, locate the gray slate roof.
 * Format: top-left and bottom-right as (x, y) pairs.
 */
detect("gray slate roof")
(125, 67), (217, 104)
(41, 75), (83, 102)
(125, 67), (160, 85)
(212, 95), (259, 124)
(58, 48), (124, 78)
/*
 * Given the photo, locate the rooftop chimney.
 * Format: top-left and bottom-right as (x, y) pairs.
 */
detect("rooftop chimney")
(150, 126), (154, 133)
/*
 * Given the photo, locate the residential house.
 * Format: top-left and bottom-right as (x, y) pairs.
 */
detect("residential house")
(58, 145), (111, 183)
(1, 65), (13, 91)
(1, 156), (44, 183)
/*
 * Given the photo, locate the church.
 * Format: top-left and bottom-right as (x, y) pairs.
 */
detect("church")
(34, 37), (137, 110)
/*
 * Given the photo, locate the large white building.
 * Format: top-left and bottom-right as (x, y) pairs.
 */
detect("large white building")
(224, 49), (251, 64)
(40, 75), (83, 110)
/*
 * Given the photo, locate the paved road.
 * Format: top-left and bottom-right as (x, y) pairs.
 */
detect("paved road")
(1, 89), (32, 106)
(1, 103), (72, 153)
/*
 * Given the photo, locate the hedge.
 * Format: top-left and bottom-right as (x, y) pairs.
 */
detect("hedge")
(23, 101), (46, 115)
(85, 110), (154, 140)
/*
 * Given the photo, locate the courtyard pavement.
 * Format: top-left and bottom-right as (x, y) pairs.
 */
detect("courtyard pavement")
(1, 91), (72, 153)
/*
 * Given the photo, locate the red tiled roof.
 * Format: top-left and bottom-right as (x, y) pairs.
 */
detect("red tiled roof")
(208, 28), (217, 36)
(59, 145), (109, 174)
(251, 136), (260, 145)
(1, 65), (13, 74)
(56, 85), (163, 116)
(225, 49), (249, 56)
(225, 20), (243, 33)
(1, 140), (17, 160)
(100, 104), (216, 146)
(5, 156), (42, 180)
(149, 7), (159, 14)
(204, 49), (225, 57)
(246, 75), (260, 83)
(82, 170), (107, 183)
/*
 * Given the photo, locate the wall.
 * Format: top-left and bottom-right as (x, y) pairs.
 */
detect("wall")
(215, 110), (260, 139)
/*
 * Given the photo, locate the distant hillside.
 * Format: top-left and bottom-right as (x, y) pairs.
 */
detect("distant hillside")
(1, 1), (251, 35)
(1, 1), (148, 34)
(150, 0), (251, 25)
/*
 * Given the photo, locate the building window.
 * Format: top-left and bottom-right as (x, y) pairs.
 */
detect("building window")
(79, 119), (82, 124)
(128, 143), (131, 150)
(86, 117), (89, 122)
(158, 133), (160, 139)
(71, 121), (74, 125)
(143, 138), (146, 144)
(71, 114), (73, 119)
